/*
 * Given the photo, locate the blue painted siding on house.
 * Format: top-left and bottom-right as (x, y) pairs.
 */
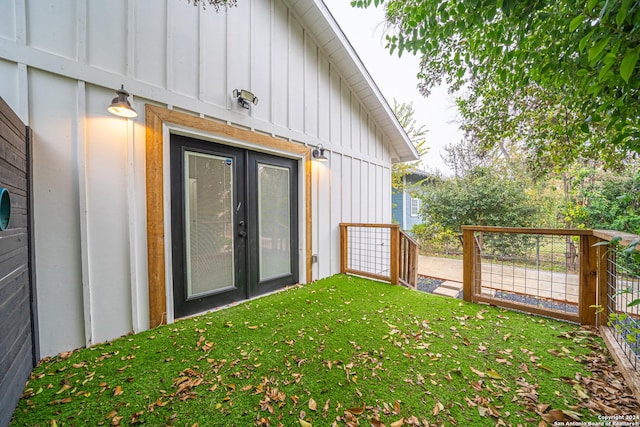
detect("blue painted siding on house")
(392, 189), (404, 227)
(392, 171), (427, 231)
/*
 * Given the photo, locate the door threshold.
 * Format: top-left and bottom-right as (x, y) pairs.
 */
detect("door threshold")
(176, 283), (303, 321)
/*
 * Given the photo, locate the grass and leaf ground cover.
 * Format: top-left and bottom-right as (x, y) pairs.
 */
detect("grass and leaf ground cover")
(11, 275), (640, 426)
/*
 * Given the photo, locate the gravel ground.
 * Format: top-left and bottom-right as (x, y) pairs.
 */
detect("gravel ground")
(416, 275), (444, 293)
(417, 275), (577, 310)
(493, 291), (579, 314)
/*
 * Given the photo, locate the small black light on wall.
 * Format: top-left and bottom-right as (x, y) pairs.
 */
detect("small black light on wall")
(107, 84), (138, 118)
(233, 89), (258, 109)
(312, 144), (328, 161)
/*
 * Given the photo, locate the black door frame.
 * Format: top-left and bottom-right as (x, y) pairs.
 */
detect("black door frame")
(170, 134), (299, 318)
(246, 151), (299, 297)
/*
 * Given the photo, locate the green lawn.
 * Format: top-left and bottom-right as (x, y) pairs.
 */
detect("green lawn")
(10, 275), (639, 426)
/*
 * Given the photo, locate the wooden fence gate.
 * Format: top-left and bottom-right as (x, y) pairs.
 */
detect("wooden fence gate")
(0, 97), (38, 427)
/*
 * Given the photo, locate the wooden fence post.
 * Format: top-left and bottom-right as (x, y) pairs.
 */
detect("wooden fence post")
(579, 235), (599, 325)
(462, 228), (478, 301)
(339, 223), (347, 274)
(390, 225), (400, 285)
(408, 238), (418, 288)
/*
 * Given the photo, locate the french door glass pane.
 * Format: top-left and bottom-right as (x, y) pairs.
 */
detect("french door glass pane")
(185, 152), (235, 297)
(258, 163), (291, 280)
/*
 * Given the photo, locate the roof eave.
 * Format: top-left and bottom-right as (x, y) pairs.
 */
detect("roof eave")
(287, 0), (420, 164)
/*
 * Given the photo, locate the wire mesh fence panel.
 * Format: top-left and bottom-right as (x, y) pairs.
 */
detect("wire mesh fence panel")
(606, 249), (640, 370)
(473, 232), (581, 318)
(347, 226), (391, 278)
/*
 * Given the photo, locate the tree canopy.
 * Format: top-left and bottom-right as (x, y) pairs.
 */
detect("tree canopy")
(354, 0), (640, 169)
(391, 99), (428, 189)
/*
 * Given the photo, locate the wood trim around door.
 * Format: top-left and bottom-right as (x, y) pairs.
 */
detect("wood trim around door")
(145, 105), (313, 328)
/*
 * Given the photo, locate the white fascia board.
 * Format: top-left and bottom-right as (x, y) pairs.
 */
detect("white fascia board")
(288, 0), (419, 163)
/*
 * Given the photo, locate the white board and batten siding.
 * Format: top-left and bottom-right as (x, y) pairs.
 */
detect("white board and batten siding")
(0, 0), (414, 358)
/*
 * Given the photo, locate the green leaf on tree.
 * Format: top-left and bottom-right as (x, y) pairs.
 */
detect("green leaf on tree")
(620, 48), (639, 83)
(569, 14), (585, 32)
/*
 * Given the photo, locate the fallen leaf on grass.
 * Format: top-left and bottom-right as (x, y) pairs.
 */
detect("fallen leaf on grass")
(320, 399), (330, 418)
(347, 405), (365, 415)
(299, 418), (312, 427)
(486, 369), (502, 379)
(432, 401), (444, 416)
(540, 409), (565, 423)
(55, 385), (71, 395)
(470, 366), (485, 378)
(113, 385), (123, 396)
(308, 398), (317, 411)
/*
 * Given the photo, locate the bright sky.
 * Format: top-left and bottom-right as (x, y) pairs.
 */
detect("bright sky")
(323, 0), (462, 174)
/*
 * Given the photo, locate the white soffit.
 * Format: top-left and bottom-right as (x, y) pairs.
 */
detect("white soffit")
(286, 0), (420, 163)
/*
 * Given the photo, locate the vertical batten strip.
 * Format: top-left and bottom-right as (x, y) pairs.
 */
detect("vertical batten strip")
(75, 3), (91, 345)
(249, 0), (254, 118)
(126, 2), (140, 332)
(75, 81), (93, 347)
(127, 0), (135, 78)
(225, 3), (231, 110)
(198, 5), (204, 102)
(286, 8), (291, 129)
(17, 63), (29, 125)
(166, 0), (174, 92)
(126, 113), (139, 333)
(16, 0), (28, 124)
(76, 1), (87, 63)
(269, 0), (274, 123)
(15, 0), (26, 45)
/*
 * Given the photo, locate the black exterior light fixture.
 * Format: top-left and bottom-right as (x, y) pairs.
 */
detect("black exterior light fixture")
(312, 144), (328, 161)
(107, 84), (138, 118)
(233, 89), (258, 109)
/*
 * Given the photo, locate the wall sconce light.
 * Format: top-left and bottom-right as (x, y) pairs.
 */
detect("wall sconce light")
(107, 84), (138, 118)
(233, 89), (258, 109)
(312, 144), (328, 161)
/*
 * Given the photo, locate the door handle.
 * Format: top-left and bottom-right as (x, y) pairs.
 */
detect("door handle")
(238, 231), (247, 238)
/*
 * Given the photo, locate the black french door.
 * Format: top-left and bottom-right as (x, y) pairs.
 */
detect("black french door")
(170, 134), (298, 318)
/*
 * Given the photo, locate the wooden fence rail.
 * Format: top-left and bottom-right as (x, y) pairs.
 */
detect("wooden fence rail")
(461, 225), (640, 400)
(339, 223), (419, 288)
(461, 226), (605, 325)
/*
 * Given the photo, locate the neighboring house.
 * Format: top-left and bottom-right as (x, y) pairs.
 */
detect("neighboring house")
(392, 169), (429, 231)
(0, 0), (418, 385)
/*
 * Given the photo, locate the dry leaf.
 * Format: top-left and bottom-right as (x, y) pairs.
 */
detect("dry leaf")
(470, 366), (485, 378)
(390, 418), (404, 427)
(308, 398), (317, 411)
(562, 409), (581, 421)
(299, 419), (312, 427)
(322, 399), (330, 418)
(486, 369), (502, 379)
(432, 401), (444, 416)
(55, 385), (71, 395)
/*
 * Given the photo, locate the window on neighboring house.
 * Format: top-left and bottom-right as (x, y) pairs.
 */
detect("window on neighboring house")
(410, 197), (420, 217)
